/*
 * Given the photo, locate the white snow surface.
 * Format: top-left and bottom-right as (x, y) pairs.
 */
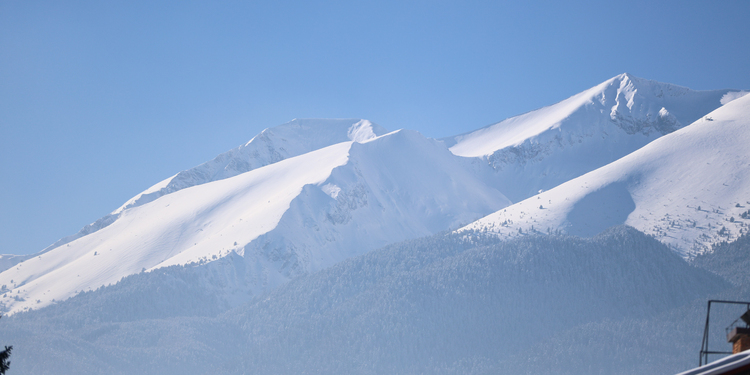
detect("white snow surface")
(721, 90), (749, 105)
(0, 129), (509, 314)
(16, 119), (388, 262)
(115, 118), (388, 215)
(444, 73), (741, 202)
(462, 93), (750, 258)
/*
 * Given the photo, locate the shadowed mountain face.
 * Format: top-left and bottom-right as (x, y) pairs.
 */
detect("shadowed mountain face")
(565, 182), (636, 237)
(693, 232), (750, 287)
(3, 226), (728, 374)
(500, 233), (750, 375)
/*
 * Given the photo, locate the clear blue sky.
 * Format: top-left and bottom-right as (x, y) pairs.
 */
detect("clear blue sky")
(2, 0), (749, 255)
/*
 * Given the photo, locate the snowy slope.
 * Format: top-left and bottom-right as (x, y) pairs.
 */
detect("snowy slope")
(444, 73), (745, 202)
(462, 93), (750, 257)
(239, 129), (510, 292)
(0, 130), (509, 314)
(24, 119), (388, 261)
(114, 118), (388, 214)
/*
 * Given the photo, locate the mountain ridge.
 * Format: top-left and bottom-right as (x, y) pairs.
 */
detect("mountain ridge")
(0, 129), (509, 314)
(5, 118), (389, 265)
(1, 73), (745, 314)
(443, 73), (745, 202)
(462, 92), (750, 257)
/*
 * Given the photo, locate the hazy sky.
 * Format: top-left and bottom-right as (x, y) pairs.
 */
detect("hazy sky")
(2, 0), (750, 255)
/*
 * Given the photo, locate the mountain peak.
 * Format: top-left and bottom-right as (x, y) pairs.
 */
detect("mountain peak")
(116, 118), (388, 214)
(610, 72), (660, 87)
(0, 124), (509, 314)
(463, 93), (750, 257)
(247, 118), (386, 146)
(615, 71), (634, 81)
(443, 74), (742, 202)
(32, 118), (389, 258)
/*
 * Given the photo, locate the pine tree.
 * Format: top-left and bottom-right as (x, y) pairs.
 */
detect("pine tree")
(0, 345), (10, 374)
(0, 316), (10, 374)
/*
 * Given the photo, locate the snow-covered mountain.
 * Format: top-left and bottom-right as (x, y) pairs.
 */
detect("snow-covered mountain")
(462, 92), (750, 257)
(1, 72), (749, 374)
(1, 74), (745, 315)
(115, 118), (389, 214)
(0, 129), (509, 314)
(20, 119), (389, 262)
(444, 73), (745, 202)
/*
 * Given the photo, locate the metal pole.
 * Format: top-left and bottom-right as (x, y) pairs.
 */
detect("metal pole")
(699, 300), (750, 367)
(701, 301), (712, 366)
